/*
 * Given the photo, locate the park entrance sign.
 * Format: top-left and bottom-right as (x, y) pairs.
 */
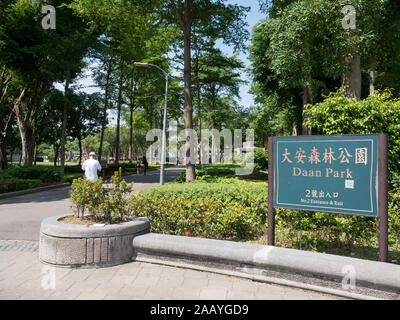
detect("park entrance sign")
(267, 134), (388, 262)
(274, 135), (379, 217)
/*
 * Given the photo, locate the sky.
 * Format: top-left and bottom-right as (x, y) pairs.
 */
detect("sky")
(71, 1), (266, 110)
(221, 0), (266, 109)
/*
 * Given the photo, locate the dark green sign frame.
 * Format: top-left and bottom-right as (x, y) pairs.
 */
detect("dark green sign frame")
(268, 134), (388, 262)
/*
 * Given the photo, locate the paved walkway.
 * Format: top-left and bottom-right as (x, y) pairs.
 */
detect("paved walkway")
(0, 166), (343, 300)
(0, 167), (184, 241)
(0, 244), (341, 300)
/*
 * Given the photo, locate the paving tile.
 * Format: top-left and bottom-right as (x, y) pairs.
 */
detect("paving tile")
(76, 290), (108, 300)
(17, 289), (54, 300)
(183, 269), (210, 279)
(199, 287), (228, 300)
(181, 277), (209, 289)
(0, 289), (23, 300)
(47, 289), (81, 300)
(118, 286), (148, 299)
(0, 277), (27, 290)
(226, 291), (255, 300)
(171, 286), (201, 300)
(144, 285), (175, 300)
(254, 283), (286, 300)
(67, 280), (100, 294)
(231, 278), (258, 294)
(207, 278), (234, 290)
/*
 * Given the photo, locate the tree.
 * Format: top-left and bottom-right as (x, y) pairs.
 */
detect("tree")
(158, 0), (250, 181)
(252, 0), (400, 137)
(199, 51), (245, 163)
(68, 92), (103, 164)
(0, 0), (96, 168)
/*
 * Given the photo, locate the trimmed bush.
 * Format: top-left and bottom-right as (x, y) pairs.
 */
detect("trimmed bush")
(175, 164), (241, 183)
(1, 166), (60, 183)
(0, 178), (43, 194)
(305, 89), (400, 182)
(129, 195), (262, 241)
(61, 173), (85, 183)
(254, 149), (268, 171)
(130, 178), (267, 240)
(64, 165), (84, 174)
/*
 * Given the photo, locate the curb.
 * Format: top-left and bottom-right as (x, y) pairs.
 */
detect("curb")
(0, 183), (71, 200)
(132, 233), (400, 299)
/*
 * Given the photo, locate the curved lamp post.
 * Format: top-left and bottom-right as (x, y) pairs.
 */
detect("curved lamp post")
(134, 62), (176, 186)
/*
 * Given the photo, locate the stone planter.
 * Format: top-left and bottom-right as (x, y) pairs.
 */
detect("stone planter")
(39, 215), (150, 268)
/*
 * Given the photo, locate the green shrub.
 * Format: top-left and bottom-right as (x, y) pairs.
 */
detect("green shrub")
(70, 168), (132, 223)
(141, 179), (268, 222)
(305, 89), (400, 179)
(130, 178), (267, 240)
(0, 178), (42, 194)
(254, 149), (268, 171)
(1, 166), (60, 182)
(64, 165), (84, 174)
(129, 195), (262, 241)
(104, 163), (136, 175)
(175, 164), (241, 183)
(275, 192), (400, 255)
(61, 173), (84, 183)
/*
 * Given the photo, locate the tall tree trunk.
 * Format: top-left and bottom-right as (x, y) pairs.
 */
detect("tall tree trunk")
(194, 46), (203, 167)
(115, 59), (124, 165)
(369, 55), (376, 96)
(0, 109), (15, 171)
(301, 42), (313, 136)
(342, 29), (361, 100)
(60, 72), (70, 175)
(342, 55), (361, 100)
(98, 63), (112, 160)
(78, 138), (82, 166)
(210, 89), (219, 164)
(0, 138), (7, 171)
(182, 1), (196, 181)
(148, 97), (154, 164)
(302, 85), (313, 136)
(128, 77), (136, 164)
(12, 88), (35, 167)
(33, 141), (37, 166)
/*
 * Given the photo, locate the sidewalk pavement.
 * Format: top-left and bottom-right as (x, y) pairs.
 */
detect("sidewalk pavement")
(0, 167), (184, 241)
(0, 242), (341, 300)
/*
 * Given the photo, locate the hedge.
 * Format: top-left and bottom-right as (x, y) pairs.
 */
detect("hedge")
(130, 179), (267, 240)
(0, 178), (43, 194)
(305, 89), (400, 181)
(1, 166), (60, 183)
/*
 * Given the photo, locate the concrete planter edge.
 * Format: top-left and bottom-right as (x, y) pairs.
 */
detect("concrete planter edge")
(39, 215), (150, 268)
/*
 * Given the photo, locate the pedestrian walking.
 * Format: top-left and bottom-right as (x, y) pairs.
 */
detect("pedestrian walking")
(82, 152), (102, 182)
(136, 158), (141, 175)
(142, 156), (148, 176)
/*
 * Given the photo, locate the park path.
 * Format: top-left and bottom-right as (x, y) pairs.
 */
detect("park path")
(0, 249), (341, 300)
(0, 166), (184, 241)
(0, 166), (344, 300)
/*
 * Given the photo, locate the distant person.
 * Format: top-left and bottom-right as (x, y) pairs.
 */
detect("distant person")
(136, 158), (141, 175)
(142, 156), (148, 176)
(82, 152), (102, 182)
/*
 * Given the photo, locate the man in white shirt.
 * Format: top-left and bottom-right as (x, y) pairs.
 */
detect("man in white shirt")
(82, 152), (102, 182)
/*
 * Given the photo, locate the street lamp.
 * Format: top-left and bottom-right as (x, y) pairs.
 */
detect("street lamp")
(134, 62), (175, 186)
